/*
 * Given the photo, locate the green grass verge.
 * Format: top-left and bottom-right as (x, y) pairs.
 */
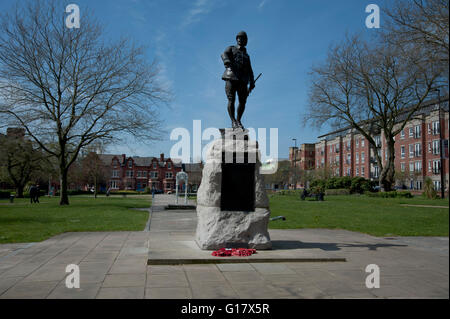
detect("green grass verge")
(268, 194), (449, 237)
(0, 195), (151, 244)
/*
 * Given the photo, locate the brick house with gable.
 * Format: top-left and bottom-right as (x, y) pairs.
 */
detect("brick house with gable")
(101, 153), (182, 193)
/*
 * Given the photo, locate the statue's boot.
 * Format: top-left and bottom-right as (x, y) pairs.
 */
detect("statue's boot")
(232, 120), (239, 129)
(237, 120), (244, 130)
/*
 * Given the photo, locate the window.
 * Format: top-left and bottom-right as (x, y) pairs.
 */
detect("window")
(361, 167), (365, 176)
(414, 143), (421, 157)
(346, 140), (351, 150)
(400, 130), (405, 139)
(347, 168), (351, 176)
(409, 127), (413, 137)
(165, 172), (173, 179)
(414, 125), (421, 139)
(416, 180), (423, 190)
(433, 180), (441, 191)
(409, 162), (414, 173)
(409, 145), (414, 158)
(137, 171), (142, 177)
(142, 171), (147, 177)
(432, 121), (440, 135)
(112, 170), (119, 178)
(401, 162), (405, 172)
(375, 136), (381, 147)
(361, 139), (365, 147)
(356, 139), (359, 147)
(150, 171), (158, 179)
(346, 154), (351, 165)
(433, 160), (441, 174)
(126, 170), (134, 178)
(361, 152), (365, 164)
(110, 181), (119, 189)
(128, 160), (133, 168)
(374, 166), (379, 178)
(335, 155), (339, 164)
(167, 162), (172, 169)
(153, 162), (157, 169)
(415, 161), (422, 173)
(428, 123), (431, 134)
(165, 183), (172, 189)
(356, 152), (359, 164)
(356, 167), (359, 176)
(432, 140), (440, 155)
(401, 146), (405, 159)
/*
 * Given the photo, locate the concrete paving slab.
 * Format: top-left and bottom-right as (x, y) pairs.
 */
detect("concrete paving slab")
(146, 273), (189, 288)
(102, 274), (146, 288)
(47, 282), (102, 299)
(96, 286), (145, 299)
(145, 287), (192, 299)
(0, 280), (59, 299)
(190, 281), (239, 299)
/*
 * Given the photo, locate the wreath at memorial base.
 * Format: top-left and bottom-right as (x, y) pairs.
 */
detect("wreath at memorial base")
(211, 248), (257, 257)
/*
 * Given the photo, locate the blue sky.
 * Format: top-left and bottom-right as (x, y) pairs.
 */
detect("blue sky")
(0, 0), (384, 160)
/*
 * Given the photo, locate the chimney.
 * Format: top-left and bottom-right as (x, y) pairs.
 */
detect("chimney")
(160, 153), (164, 161)
(122, 154), (126, 164)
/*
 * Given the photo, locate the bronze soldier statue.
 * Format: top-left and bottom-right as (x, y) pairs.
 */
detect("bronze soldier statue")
(221, 31), (255, 130)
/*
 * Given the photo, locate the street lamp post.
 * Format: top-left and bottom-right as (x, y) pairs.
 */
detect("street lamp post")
(292, 138), (297, 190)
(437, 90), (445, 199)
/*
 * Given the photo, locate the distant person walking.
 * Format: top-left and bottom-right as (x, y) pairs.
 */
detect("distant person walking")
(29, 184), (40, 204)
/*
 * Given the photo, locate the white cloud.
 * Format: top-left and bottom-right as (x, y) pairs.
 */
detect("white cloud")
(258, 0), (269, 11)
(180, 0), (215, 28)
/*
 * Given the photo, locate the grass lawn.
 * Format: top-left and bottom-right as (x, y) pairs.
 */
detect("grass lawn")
(268, 194), (449, 237)
(0, 195), (151, 244)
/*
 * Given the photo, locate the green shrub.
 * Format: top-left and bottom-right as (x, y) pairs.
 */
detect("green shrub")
(365, 191), (413, 198)
(0, 190), (11, 199)
(325, 188), (350, 195)
(397, 191), (413, 198)
(423, 177), (437, 199)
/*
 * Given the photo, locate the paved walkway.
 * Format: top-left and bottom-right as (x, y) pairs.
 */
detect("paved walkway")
(0, 194), (448, 299)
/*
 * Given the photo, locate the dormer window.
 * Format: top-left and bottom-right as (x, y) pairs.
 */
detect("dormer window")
(128, 160), (133, 168)
(167, 162), (171, 169)
(153, 162), (157, 169)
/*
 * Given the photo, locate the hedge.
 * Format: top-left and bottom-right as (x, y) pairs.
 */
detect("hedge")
(325, 189), (350, 195)
(0, 190), (11, 199)
(311, 177), (376, 194)
(365, 191), (413, 198)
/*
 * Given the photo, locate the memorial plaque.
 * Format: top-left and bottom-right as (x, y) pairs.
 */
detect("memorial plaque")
(220, 162), (255, 211)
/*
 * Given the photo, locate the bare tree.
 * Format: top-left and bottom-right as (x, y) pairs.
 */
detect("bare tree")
(304, 35), (444, 190)
(383, 0), (449, 78)
(0, 1), (169, 205)
(81, 142), (110, 198)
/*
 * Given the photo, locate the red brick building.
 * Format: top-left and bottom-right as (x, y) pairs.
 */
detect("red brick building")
(290, 96), (449, 193)
(100, 153), (182, 193)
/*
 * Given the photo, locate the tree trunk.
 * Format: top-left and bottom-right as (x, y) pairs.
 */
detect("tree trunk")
(16, 185), (24, 198)
(379, 136), (396, 192)
(59, 168), (70, 205)
(94, 174), (97, 199)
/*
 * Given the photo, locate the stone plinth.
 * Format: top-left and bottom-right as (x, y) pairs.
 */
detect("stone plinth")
(195, 129), (271, 250)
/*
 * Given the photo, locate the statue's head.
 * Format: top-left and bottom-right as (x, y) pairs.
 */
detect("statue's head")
(236, 31), (248, 47)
